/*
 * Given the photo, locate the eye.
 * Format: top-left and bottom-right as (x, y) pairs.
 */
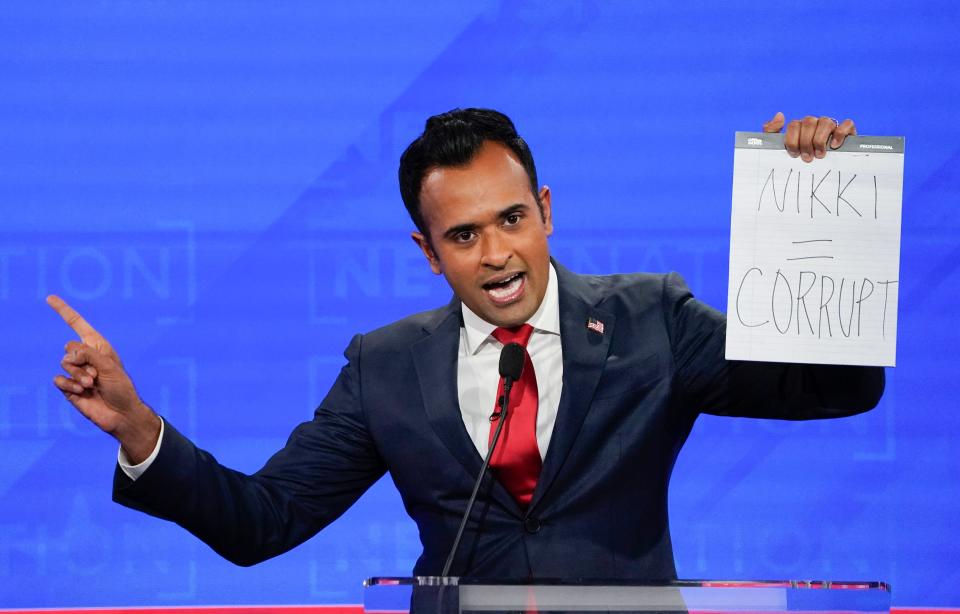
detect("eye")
(454, 230), (476, 243)
(504, 212), (522, 226)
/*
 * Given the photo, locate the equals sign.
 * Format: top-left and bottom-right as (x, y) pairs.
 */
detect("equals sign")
(787, 239), (834, 261)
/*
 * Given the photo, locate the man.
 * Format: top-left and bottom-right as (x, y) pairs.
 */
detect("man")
(49, 109), (882, 580)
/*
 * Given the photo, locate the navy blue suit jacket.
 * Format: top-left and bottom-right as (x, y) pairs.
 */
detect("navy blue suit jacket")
(114, 262), (883, 579)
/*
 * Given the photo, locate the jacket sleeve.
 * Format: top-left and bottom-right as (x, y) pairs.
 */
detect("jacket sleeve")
(663, 272), (885, 420)
(112, 333), (386, 566)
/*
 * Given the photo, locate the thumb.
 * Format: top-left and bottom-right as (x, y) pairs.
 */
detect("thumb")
(762, 111), (785, 133)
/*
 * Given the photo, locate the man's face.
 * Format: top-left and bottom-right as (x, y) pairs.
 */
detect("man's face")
(412, 141), (553, 328)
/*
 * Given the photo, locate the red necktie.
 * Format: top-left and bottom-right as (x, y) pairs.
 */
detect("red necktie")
(488, 324), (541, 508)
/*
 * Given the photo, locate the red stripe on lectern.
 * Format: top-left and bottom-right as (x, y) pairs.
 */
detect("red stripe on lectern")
(2, 607), (958, 614)
(0, 607), (364, 614)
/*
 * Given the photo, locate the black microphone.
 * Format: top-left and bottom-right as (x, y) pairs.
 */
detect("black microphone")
(441, 342), (526, 577)
(490, 342), (525, 421)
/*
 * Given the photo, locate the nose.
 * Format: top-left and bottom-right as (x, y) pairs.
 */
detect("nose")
(479, 229), (511, 269)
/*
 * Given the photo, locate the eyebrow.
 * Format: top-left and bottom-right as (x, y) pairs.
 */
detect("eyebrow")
(442, 203), (529, 240)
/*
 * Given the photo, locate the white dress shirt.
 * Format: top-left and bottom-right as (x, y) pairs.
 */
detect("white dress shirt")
(121, 264), (564, 478)
(457, 263), (563, 460)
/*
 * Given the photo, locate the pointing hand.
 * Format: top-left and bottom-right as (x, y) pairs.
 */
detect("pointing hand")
(48, 295), (161, 464)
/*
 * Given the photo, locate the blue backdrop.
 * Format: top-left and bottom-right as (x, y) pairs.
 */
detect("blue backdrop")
(2, 0), (958, 608)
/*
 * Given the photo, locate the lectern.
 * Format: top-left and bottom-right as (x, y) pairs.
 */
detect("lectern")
(365, 577), (890, 613)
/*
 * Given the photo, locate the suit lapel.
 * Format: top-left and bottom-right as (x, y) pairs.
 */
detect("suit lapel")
(529, 262), (615, 511)
(411, 300), (522, 516)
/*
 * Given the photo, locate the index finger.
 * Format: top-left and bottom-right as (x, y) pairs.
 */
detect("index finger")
(46, 295), (106, 345)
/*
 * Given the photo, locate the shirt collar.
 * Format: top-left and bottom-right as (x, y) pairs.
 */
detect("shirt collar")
(461, 263), (560, 355)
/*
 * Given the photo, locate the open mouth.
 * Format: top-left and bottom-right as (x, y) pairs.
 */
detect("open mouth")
(482, 272), (526, 303)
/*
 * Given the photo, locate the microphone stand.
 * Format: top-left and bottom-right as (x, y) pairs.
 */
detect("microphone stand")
(440, 377), (517, 577)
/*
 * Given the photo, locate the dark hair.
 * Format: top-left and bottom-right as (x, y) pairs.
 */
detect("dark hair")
(398, 108), (541, 239)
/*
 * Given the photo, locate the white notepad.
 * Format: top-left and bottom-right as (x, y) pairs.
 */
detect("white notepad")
(725, 132), (904, 367)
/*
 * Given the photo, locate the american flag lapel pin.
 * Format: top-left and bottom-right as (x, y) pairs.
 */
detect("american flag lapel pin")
(586, 317), (605, 335)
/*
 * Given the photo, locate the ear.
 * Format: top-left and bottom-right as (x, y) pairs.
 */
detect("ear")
(411, 231), (443, 275)
(539, 185), (553, 236)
